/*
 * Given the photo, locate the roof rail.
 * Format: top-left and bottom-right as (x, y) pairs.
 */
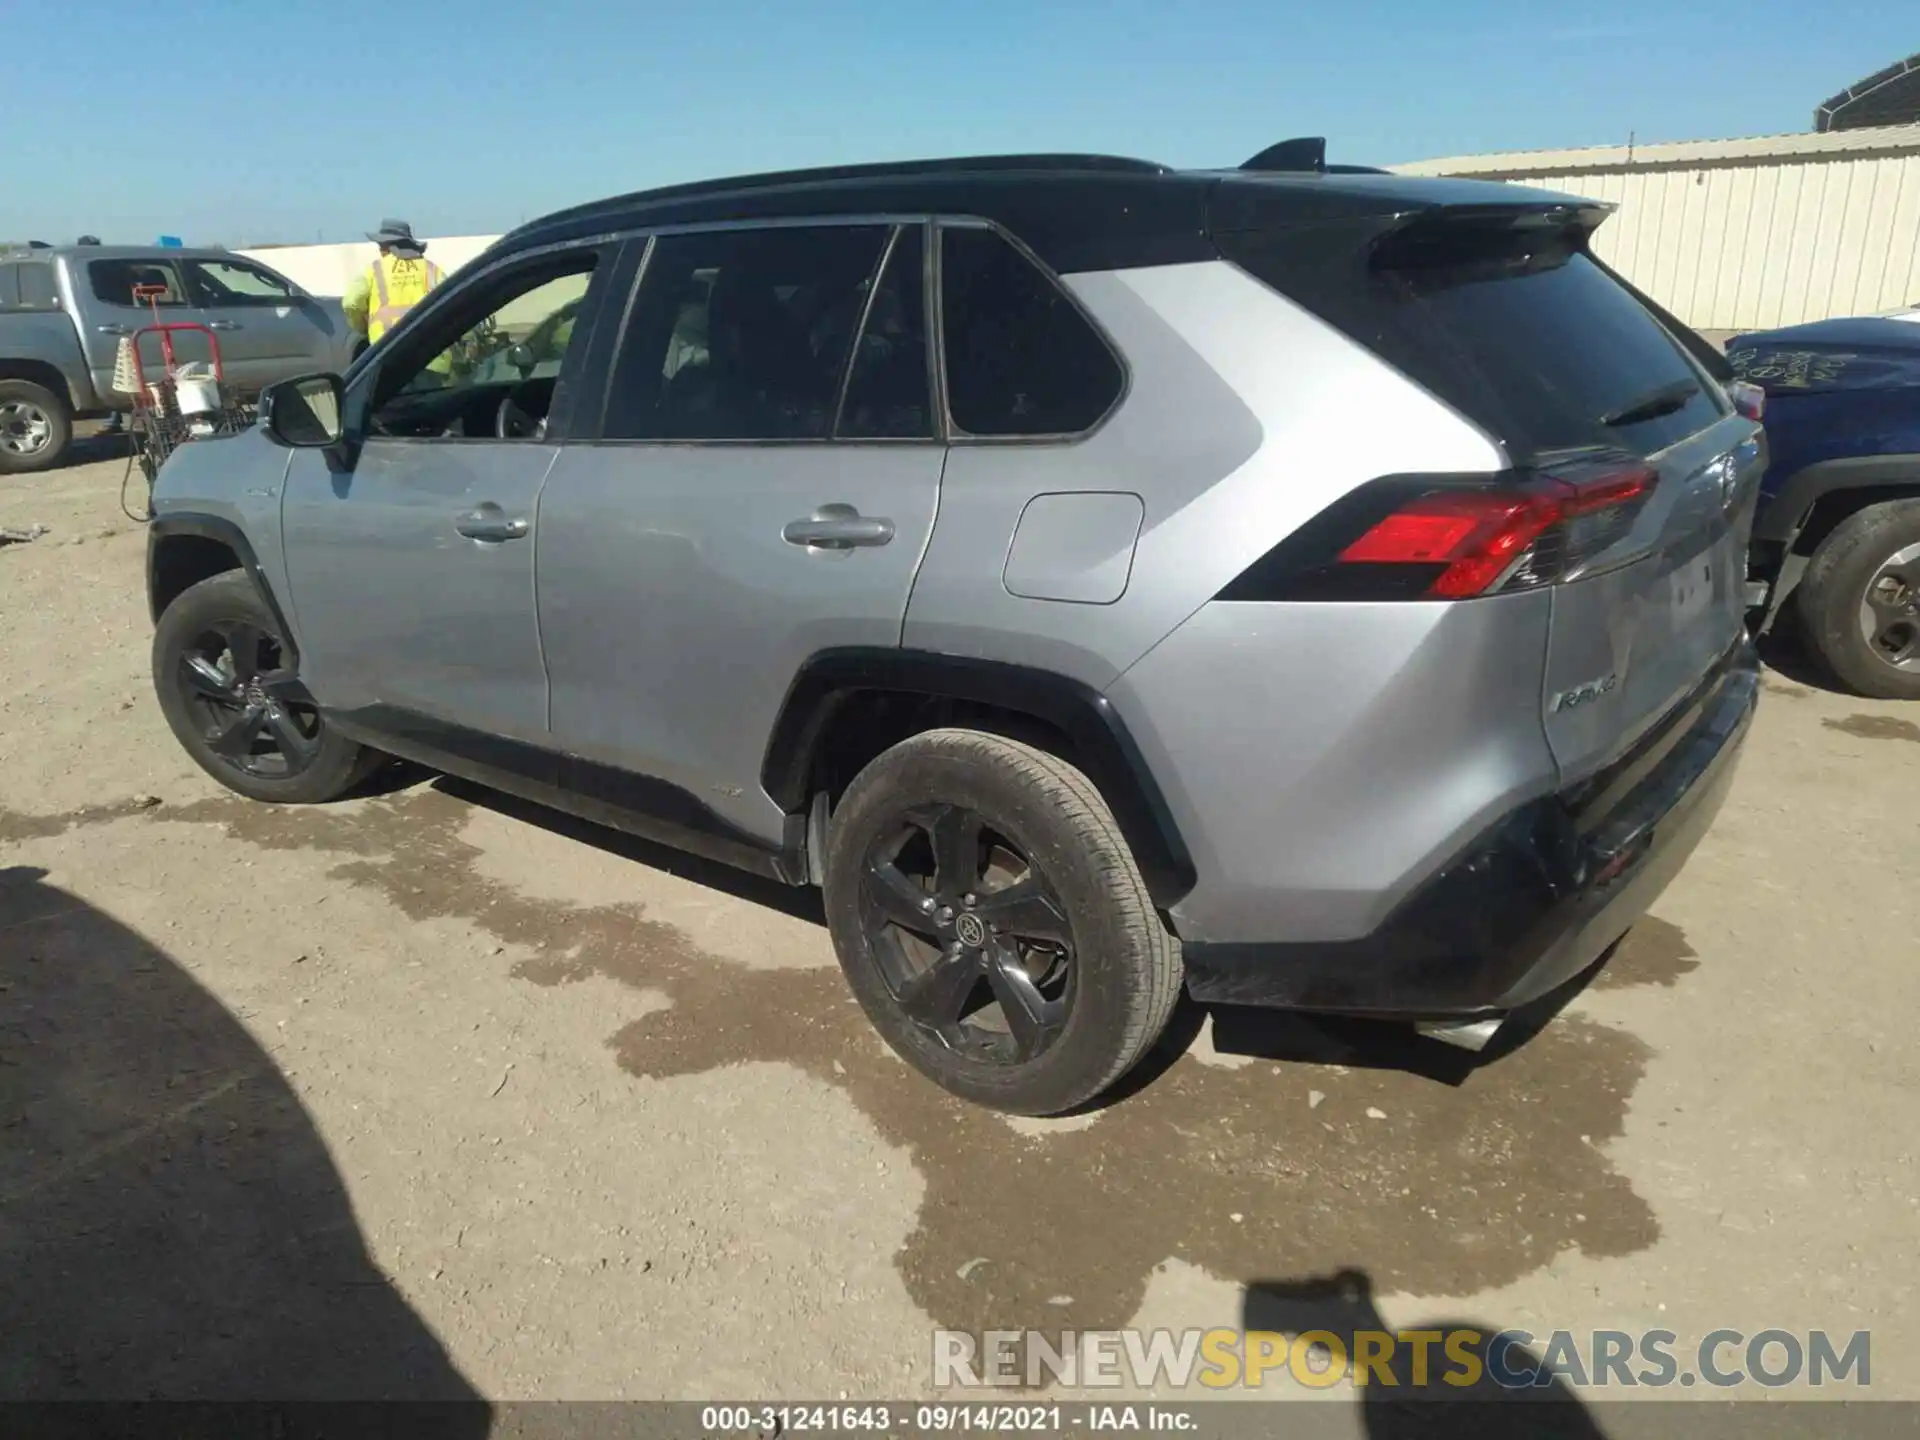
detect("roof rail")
(514, 152), (1170, 236)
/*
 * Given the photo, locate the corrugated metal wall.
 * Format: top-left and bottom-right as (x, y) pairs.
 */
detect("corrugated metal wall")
(237, 236), (500, 298)
(237, 145), (1920, 335)
(1499, 155), (1920, 331)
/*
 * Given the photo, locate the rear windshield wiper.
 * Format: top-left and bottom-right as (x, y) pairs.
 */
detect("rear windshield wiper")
(1601, 379), (1700, 428)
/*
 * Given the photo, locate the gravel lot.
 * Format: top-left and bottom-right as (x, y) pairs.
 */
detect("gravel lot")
(2, 453), (1916, 1417)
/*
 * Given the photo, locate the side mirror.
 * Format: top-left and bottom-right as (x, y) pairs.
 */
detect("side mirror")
(507, 343), (536, 377)
(261, 373), (344, 448)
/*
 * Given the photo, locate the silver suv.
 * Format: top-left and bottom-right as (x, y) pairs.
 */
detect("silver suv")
(146, 146), (1763, 1115)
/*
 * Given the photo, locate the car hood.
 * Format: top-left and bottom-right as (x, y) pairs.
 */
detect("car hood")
(1727, 316), (1920, 396)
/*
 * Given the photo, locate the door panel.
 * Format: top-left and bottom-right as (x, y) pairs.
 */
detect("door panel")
(80, 257), (213, 401)
(281, 440), (557, 740)
(538, 445), (944, 841)
(185, 258), (336, 393)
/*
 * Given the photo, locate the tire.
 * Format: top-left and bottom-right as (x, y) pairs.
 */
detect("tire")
(1796, 499), (1920, 701)
(822, 728), (1182, 1115)
(153, 571), (376, 803)
(0, 379), (72, 475)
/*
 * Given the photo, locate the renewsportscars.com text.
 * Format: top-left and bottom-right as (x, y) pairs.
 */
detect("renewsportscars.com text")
(933, 1327), (1872, 1391)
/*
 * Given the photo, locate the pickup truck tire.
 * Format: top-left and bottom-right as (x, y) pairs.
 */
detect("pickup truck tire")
(1797, 498), (1920, 701)
(0, 379), (71, 475)
(153, 571), (378, 803)
(822, 728), (1182, 1116)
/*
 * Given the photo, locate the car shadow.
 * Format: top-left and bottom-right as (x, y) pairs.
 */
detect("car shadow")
(0, 864), (488, 1414)
(1203, 948), (1606, 1088)
(62, 424), (136, 469)
(419, 770), (1605, 1102)
(1241, 1269), (1606, 1437)
(1754, 614), (1849, 694)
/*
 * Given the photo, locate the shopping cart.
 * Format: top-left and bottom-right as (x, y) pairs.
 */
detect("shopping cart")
(116, 284), (252, 519)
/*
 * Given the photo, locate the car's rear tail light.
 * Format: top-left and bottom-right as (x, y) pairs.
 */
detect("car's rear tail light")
(1728, 380), (1765, 421)
(1334, 458), (1652, 598)
(1215, 453), (1656, 604)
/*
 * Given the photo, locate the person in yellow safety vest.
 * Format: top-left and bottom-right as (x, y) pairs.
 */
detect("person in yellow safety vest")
(341, 219), (451, 377)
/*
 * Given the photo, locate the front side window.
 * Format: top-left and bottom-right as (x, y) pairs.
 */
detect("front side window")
(604, 224), (894, 441)
(90, 259), (189, 308)
(188, 258), (298, 307)
(939, 226), (1122, 437)
(364, 258), (598, 441)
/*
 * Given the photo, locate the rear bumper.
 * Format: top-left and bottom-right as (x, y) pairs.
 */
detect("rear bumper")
(1182, 639), (1760, 1016)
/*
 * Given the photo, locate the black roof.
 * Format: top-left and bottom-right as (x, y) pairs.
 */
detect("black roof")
(1816, 53), (1920, 132)
(496, 150), (1588, 275)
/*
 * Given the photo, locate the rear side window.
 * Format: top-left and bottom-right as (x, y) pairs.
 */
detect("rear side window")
(940, 226), (1122, 437)
(604, 224), (892, 441)
(90, 259), (189, 308)
(1224, 225), (1726, 458)
(0, 262), (58, 311)
(18, 262), (58, 309)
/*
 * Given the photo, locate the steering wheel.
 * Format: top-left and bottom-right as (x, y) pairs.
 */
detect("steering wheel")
(495, 383), (548, 441)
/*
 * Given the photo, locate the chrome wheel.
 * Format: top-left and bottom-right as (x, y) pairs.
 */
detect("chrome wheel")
(1858, 541), (1920, 674)
(0, 400), (53, 458)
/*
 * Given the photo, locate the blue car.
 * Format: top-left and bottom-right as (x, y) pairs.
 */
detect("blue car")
(1732, 312), (1920, 699)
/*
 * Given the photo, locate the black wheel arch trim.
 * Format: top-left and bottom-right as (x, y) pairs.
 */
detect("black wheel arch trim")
(1756, 454), (1920, 546)
(760, 647), (1197, 905)
(147, 512), (299, 663)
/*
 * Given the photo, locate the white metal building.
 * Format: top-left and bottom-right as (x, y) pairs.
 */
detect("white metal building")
(1394, 123), (1920, 333)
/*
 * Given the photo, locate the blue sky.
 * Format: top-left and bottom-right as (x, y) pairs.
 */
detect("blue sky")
(6, 0), (1914, 245)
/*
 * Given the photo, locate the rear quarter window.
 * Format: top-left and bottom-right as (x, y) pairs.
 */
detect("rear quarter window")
(939, 226), (1122, 438)
(0, 262), (58, 312)
(17, 262), (59, 309)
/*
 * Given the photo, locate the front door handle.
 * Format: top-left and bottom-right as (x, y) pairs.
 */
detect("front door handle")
(96, 324), (132, 336)
(782, 504), (895, 550)
(207, 320), (242, 332)
(455, 505), (530, 542)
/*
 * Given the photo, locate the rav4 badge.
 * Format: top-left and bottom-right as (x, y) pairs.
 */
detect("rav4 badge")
(1552, 673), (1620, 712)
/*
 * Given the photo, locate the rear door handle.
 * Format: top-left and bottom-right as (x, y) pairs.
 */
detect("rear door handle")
(455, 505), (530, 542)
(782, 504), (895, 549)
(207, 320), (241, 332)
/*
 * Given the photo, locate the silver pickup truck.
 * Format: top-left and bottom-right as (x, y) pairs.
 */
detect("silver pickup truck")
(1, 244), (355, 474)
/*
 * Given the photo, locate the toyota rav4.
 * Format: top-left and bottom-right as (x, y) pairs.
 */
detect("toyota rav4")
(145, 143), (1763, 1114)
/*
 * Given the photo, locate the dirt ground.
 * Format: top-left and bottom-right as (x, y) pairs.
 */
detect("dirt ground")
(2, 452), (1916, 1416)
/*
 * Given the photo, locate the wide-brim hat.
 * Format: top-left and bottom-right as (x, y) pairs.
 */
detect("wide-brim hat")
(367, 218), (425, 252)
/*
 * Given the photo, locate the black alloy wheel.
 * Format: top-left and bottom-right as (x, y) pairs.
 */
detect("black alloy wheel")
(823, 729), (1182, 1115)
(175, 620), (324, 780)
(152, 571), (375, 804)
(859, 803), (1076, 1065)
